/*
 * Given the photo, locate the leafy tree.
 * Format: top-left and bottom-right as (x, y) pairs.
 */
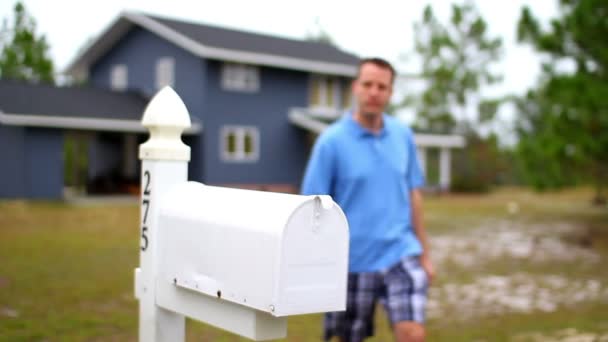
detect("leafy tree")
(0, 1), (54, 83)
(406, 1), (503, 135)
(516, 0), (608, 204)
(405, 2), (505, 192)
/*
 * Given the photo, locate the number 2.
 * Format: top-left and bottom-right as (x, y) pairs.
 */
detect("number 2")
(143, 171), (151, 195)
(141, 170), (151, 252)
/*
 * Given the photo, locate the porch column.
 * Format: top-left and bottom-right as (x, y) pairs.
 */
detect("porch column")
(416, 147), (427, 179)
(439, 147), (451, 190)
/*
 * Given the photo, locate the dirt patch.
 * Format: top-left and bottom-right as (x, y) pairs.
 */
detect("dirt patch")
(427, 273), (608, 320)
(513, 328), (608, 341)
(428, 220), (607, 320)
(432, 220), (600, 270)
(0, 306), (19, 318)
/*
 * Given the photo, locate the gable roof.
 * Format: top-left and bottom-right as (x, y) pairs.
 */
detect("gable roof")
(66, 12), (360, 80)
(0, 80), (201, 133)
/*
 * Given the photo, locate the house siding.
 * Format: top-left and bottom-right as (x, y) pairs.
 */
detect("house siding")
(203, 60), (309, 186)
(0, 126), (63, 199)
(24, 128), (64, 199)
(0, 125), (26, 198)
(89, 26), (207, 181)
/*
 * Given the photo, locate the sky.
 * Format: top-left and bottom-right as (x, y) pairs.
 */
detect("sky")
(0, 0), (558, 139)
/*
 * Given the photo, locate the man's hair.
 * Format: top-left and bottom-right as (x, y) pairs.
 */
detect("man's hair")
(356, 57), (396, 83)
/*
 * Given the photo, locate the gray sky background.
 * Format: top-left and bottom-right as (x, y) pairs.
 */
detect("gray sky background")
(0, 0), (558, 138)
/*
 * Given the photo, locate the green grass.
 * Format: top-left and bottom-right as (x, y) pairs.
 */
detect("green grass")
(0, 201), (138, 341)
(0, 188), (607, 341)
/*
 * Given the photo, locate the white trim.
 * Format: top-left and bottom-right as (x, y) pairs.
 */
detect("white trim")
(288, 110), (328, 134)
(123, 12), (357, 77)
(414, 133), (465, 148)
(416, 147), (427, 176)
(306, 107), (342, 119)
(220, 125), (260, 162)
(0, 112), (202, 134)
(439, 147), (452, 189)
(288, 109), (465, 149)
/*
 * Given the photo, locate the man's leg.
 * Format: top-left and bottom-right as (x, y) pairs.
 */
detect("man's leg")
(324, 273), (380, 342)
(394, 321), (425, 342)
(382, 256), (429, 342)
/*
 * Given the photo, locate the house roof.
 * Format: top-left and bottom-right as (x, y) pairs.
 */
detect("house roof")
(0, 80), (201, 133)
(66, 12), (360, 80)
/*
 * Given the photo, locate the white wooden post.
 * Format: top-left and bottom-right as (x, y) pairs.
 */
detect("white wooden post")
(134, 87), (190, 341)
(416, 147), (427, 180)
(439, 147), (451, 191)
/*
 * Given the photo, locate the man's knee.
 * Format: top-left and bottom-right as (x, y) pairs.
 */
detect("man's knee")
(394, 321), (425, 342)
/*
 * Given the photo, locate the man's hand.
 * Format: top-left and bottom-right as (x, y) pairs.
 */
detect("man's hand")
(420, 254), (435, 284)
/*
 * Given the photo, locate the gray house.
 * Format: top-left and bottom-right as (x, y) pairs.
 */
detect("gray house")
(0, 12), (360, 199)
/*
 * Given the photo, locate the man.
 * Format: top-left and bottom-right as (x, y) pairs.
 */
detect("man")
(301, 58), (434, 342)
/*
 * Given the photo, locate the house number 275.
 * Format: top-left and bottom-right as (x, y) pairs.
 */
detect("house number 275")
(141, 170), (151, 251)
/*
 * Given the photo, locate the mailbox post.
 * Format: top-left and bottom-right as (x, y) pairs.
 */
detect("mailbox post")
(135, 87), (190, 341)
(134, 87), (349, 342)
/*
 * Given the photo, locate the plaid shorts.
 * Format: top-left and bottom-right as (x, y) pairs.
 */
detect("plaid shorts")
(324, 255), (428, 342)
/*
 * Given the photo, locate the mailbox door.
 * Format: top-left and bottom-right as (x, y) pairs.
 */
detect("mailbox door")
(274, 197), (349, 316)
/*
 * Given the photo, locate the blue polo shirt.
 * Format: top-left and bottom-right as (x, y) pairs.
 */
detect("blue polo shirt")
(301, 112), (425, 272)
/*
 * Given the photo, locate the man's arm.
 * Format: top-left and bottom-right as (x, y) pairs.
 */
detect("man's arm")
(404, 126), (433, 282)
(411, 189), (434, 283)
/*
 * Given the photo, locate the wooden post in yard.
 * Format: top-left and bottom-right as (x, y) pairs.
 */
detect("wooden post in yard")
(134, 87), (190, 341)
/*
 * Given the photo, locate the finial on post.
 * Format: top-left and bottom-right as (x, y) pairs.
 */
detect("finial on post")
(139, 86), (191, 161)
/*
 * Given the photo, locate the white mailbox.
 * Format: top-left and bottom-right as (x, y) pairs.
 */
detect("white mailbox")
(157, 181), (348, 318)
(135, 87), (349, 341)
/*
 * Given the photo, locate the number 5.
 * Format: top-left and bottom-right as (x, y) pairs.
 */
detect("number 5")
(141, 226), (149, 251)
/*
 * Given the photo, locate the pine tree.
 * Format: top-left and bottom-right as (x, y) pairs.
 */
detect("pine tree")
(0, 1), (54, 83)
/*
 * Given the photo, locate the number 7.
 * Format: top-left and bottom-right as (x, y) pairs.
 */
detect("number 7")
(142, 199), (150, 224)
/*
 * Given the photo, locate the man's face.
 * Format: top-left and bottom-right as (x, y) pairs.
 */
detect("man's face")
(352, 63), (393, 117)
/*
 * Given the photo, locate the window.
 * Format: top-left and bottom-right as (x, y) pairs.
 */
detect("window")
(155, 57), (175, 90)
(309, 75), (345, 109)
(220, 126), (260, 162)
(326, 78), (335, 107)
(342, 81), (353, 109)
(110, 64), (128, 91)
(310, 77), (322, 107)
(221, 63), (259, 92)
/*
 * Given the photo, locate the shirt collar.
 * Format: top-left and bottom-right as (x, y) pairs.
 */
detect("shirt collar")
(343, 111), (389, 137)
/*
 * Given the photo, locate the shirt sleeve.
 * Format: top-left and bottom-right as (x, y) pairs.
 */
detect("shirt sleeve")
(300, 136), (335, 196)
(406, 129), (425, 189)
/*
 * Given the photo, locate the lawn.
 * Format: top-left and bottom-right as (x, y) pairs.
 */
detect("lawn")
(1, 187), (607, 341)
